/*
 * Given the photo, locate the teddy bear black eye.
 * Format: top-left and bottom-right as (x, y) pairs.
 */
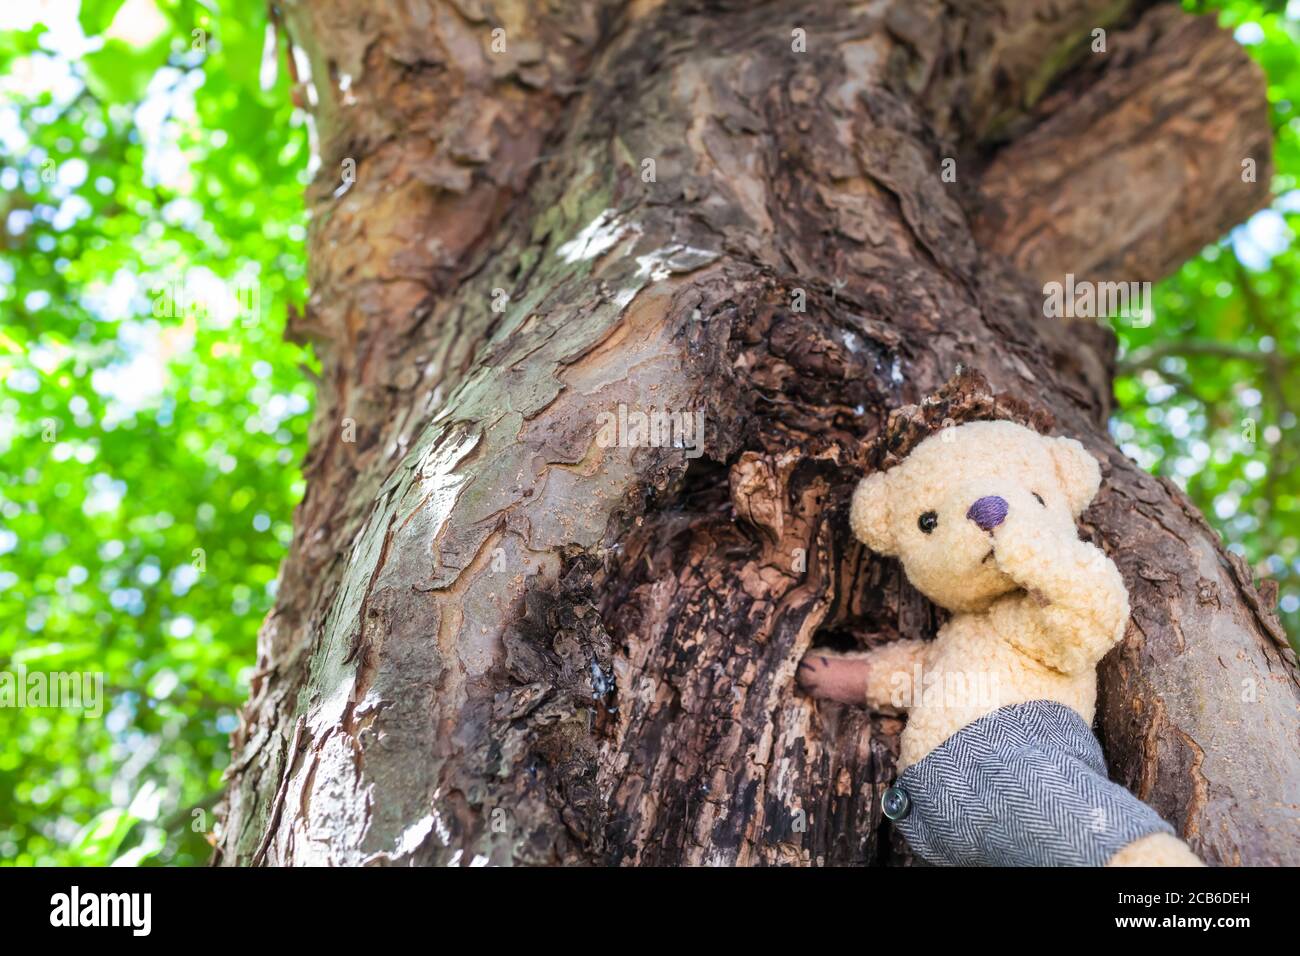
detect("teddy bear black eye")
(918, 511), (938, 533)
(1032, 492), (1045, 507)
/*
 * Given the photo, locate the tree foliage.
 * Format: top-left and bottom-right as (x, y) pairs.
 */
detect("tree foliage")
(0, 0), (310, 865)
(0, 0), (1294, 865)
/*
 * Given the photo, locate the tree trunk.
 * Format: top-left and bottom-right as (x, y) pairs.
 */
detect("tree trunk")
(216, 0), (1299, 866)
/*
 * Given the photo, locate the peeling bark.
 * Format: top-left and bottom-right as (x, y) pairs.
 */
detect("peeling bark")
(217, 0), (1299, 867)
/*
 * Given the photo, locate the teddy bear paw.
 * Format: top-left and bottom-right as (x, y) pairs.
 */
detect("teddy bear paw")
(797, 653), (871, 705)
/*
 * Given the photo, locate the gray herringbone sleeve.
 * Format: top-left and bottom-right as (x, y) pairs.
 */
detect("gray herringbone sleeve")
(892, 700), (1174, 866)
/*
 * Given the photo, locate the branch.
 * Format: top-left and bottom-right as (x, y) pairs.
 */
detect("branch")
(975, 5), (1273, 288)
(914, 0), (1148, 142)
(1116, 340), (1289, 376)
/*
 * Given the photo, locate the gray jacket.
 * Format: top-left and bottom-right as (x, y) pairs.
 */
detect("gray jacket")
(883, 699), (1174, 866)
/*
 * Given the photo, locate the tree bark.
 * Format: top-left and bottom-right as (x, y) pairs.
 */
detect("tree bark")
(216, 0), (1299, 866)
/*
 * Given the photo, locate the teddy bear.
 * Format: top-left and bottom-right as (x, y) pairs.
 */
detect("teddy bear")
(798, 419), (1202, 866)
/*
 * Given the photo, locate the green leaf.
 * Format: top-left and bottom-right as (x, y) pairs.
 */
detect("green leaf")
(81, 38), (168, 104)
(78, 0), (130, 37)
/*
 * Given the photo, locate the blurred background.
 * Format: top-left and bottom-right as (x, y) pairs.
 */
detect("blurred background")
(0, 0), (1295, 865)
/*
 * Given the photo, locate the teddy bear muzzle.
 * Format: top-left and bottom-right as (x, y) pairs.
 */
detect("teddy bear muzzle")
(966, 495), (1009, 532)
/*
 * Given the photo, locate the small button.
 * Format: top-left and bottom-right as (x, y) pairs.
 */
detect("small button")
(882, 786), (910, 821)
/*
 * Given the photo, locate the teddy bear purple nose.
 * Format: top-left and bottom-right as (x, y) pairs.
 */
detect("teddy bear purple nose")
(967, 495), (1009, 531)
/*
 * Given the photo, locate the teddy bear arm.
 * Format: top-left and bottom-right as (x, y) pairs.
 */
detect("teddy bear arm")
(993, 593), (1126, 675)
(991, 535), (1129, 674)
(796, 640), (928, 709)
(860, 639), (929, 710)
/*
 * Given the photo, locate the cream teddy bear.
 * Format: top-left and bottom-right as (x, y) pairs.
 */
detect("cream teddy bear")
(799, 420), (1201, 866)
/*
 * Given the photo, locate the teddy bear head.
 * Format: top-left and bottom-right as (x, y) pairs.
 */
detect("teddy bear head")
(850, 420), (1101, 612)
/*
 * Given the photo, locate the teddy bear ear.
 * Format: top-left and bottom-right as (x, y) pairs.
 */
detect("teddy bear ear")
(850, 472), (895, 554)
(1050, 436), (1102, 517)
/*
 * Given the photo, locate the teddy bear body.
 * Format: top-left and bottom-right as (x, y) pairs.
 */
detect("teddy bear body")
(798, 420), (1201, 866)
(887, 618), (1099, 771)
